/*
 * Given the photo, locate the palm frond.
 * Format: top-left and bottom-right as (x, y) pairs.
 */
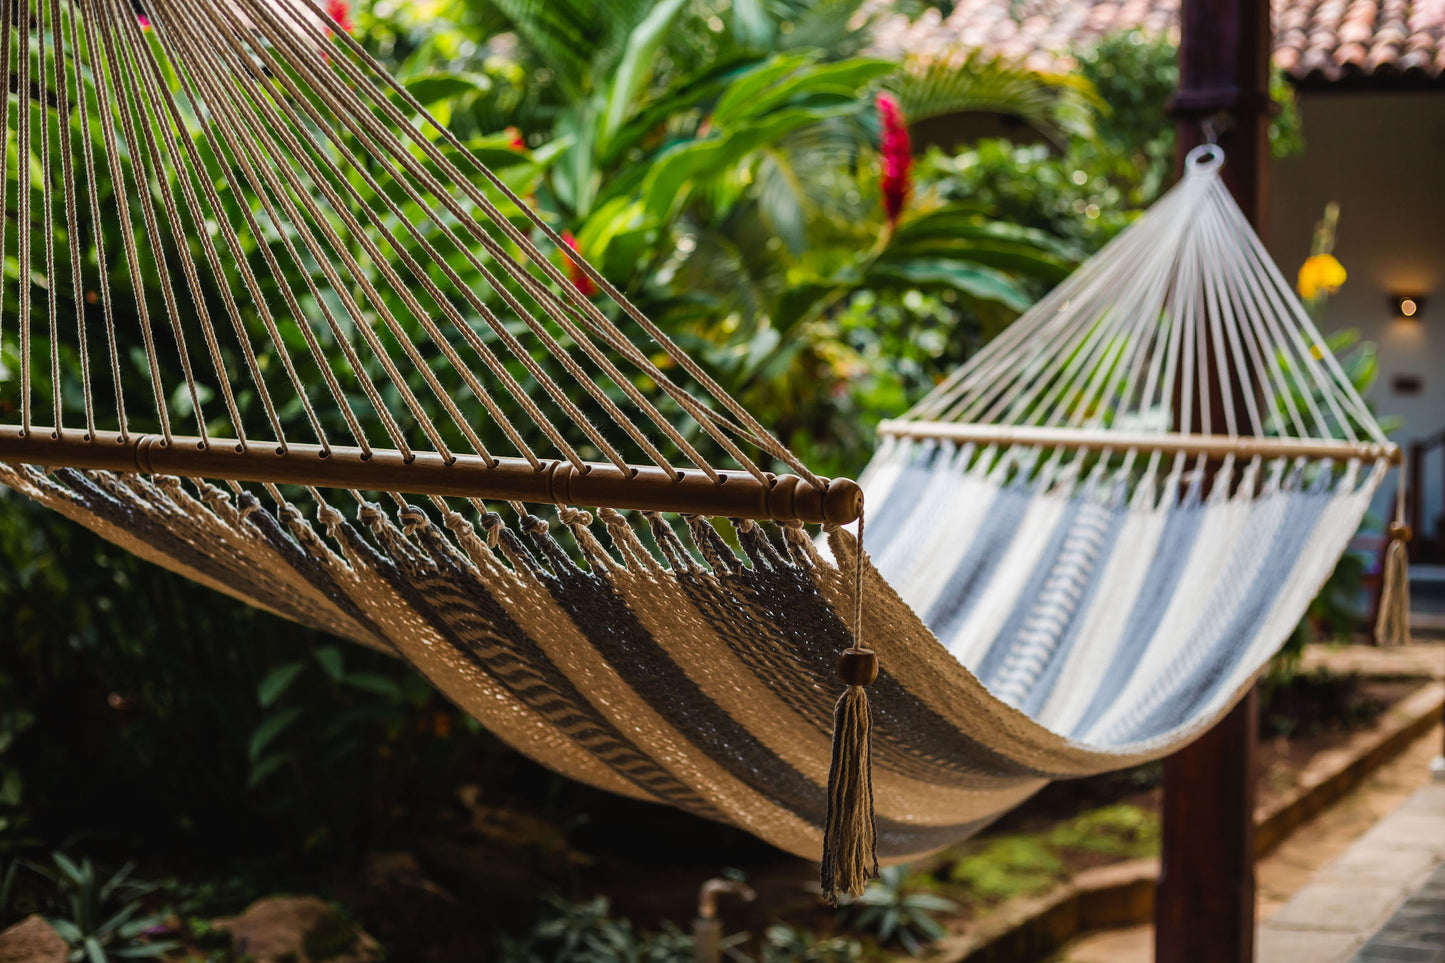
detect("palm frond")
(770, 0), (875, 57)
(890, 54), (1098, 146)
(482, 0), (655, 97)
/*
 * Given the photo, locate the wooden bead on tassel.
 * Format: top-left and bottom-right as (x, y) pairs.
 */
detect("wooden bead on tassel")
(838, 647), (878, 687)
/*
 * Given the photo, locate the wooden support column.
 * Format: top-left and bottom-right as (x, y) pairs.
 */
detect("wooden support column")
(1157, 0), (1271, 959)
(1157, 691), (1260, 962)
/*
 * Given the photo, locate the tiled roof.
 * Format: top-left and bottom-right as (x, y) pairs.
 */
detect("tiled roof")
(868, 0), (1445, 84)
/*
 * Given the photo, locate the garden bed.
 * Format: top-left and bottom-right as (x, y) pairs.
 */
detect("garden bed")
(1, 655), (1434, 963)
(318, 662), (1437, 960)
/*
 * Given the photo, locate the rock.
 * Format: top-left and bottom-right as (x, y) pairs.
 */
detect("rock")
(0, 915), (68, 963)
(214, 896), (380, 963)
(353, 851), (457, 938)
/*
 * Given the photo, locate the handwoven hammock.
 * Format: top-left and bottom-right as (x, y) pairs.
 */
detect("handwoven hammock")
(0, 0), (1402, 897)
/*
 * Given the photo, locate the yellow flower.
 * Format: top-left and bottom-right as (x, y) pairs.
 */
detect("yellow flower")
(1297, 253), (1347, 300)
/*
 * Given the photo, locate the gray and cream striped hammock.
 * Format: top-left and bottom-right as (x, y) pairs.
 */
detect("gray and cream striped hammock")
(0, 0), (1405, 900)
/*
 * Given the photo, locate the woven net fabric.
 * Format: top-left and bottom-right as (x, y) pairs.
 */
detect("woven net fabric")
(0, 0), (1392, 863)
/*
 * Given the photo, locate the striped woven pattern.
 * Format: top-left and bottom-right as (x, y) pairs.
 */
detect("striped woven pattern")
(0, 442), (1383, 862)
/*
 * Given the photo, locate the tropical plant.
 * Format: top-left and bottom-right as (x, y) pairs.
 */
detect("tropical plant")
(837, 864), (956, 956)
(921, 29), (1304, 259)
(757, 923), (861, 963)
(4, 854), (178, 962)
(947, 803), (1160, 905)
(949, 835), (1066, 903)
(496, 894), (700, 963)
(362, 0), (1096, 477)
(1270, 328), (1395, 673)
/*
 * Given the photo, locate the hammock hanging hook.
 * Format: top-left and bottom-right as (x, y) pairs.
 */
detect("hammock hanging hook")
(1201, 113), (1220, 145)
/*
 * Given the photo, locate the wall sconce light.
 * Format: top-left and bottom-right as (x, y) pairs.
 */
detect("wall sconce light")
(1391, 294), (1426, 320)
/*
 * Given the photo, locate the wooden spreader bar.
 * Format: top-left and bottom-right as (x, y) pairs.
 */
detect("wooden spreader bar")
(878, 420), (1402, 465)
(0, 427), (864, 525)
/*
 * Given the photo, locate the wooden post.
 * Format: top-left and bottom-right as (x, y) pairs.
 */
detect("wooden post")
(1157, 691), (1260, 962)
(1157, 0), (1271, 959)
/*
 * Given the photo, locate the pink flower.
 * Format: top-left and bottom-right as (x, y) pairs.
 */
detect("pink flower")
(876, 92), (911, 227)
(561, 232), (597, 298)
(505, 126), (525, 151)
(137, 12), (151, 29)
(325, 0), (353, 34)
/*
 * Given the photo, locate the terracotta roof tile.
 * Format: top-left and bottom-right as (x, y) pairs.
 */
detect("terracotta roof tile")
(868, 0), (1445, 82)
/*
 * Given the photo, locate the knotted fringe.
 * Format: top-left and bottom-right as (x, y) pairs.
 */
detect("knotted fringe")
(1375, 528), (1411, 646)
(821, 680), (878, 903)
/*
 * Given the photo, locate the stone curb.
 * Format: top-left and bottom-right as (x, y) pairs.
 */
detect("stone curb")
(928, 681), (1445, 963)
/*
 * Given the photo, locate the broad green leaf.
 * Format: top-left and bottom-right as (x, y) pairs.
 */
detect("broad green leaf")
(598, 0), (689, 156)
(887, 238), (1072, 280)
(404, 72), (492, 108)
(730, 0), (773, 48)
(49, 918), (83, 943)
(247, 749), (296, 788)
(340, 672), (406, 700)
(257, 661), (305, 708)
(114, 942), (181, 958)
(52, 851), (85, 885)
(642, 104), (856, 220)
(314, 646), (345, 681)
(711, 52), (818, 128)
(249, 707), (303, 762)
(868, 259), (1032, 311)
(717, 57), (892, 128)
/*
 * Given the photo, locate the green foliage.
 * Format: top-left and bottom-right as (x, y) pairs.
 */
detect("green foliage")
(3, 854), (178, 961)
(922, 30), (1304, 259)
(495, 894), (866, 963)
(0, 486), (484, 864)
(496, 895), (701, 963)
(757, 924), (860, 963)
(949, 804), (1160, 904)
(1047, 803), (1160, 858)
(837, 865), (956, 956)
(366, 0), (1095, 478)
(1269, 329), (1393, 680)
(949, 836), (1064, 903)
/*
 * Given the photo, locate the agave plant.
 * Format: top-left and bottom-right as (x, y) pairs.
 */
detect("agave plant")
(838, 864), (958, 956)
(9, 854), (178, 962)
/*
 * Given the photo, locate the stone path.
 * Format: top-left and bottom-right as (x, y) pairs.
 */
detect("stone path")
(1054, 723), (1445, 962)
(1349, 861), (1445, 963)
(1260, 780), (1445, 960)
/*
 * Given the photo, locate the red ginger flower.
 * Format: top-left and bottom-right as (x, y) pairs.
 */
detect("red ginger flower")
(326, 0), (353, 34)
(561, 231), (598, 298)
(876, 92), (911, 227)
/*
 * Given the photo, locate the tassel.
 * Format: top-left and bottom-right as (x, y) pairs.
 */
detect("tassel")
(1375, 521), (1412, 646)
(821, 648), (879, 903)
(821, 506), (878, 905)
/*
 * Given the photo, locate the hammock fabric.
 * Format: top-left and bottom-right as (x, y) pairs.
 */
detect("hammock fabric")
(0, 0), (1399, 893)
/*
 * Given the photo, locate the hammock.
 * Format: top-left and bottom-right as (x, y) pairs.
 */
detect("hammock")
(0, 0), (1402, 899)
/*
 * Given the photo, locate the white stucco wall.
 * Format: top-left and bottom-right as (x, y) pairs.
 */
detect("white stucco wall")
(1267, 90), (1445, 540)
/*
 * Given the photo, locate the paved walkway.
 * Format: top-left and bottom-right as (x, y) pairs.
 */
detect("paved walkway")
(1349, 861), (1445, 963)
(1260, 781), (1445, 960)
(1055, 724), (1444, 962)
